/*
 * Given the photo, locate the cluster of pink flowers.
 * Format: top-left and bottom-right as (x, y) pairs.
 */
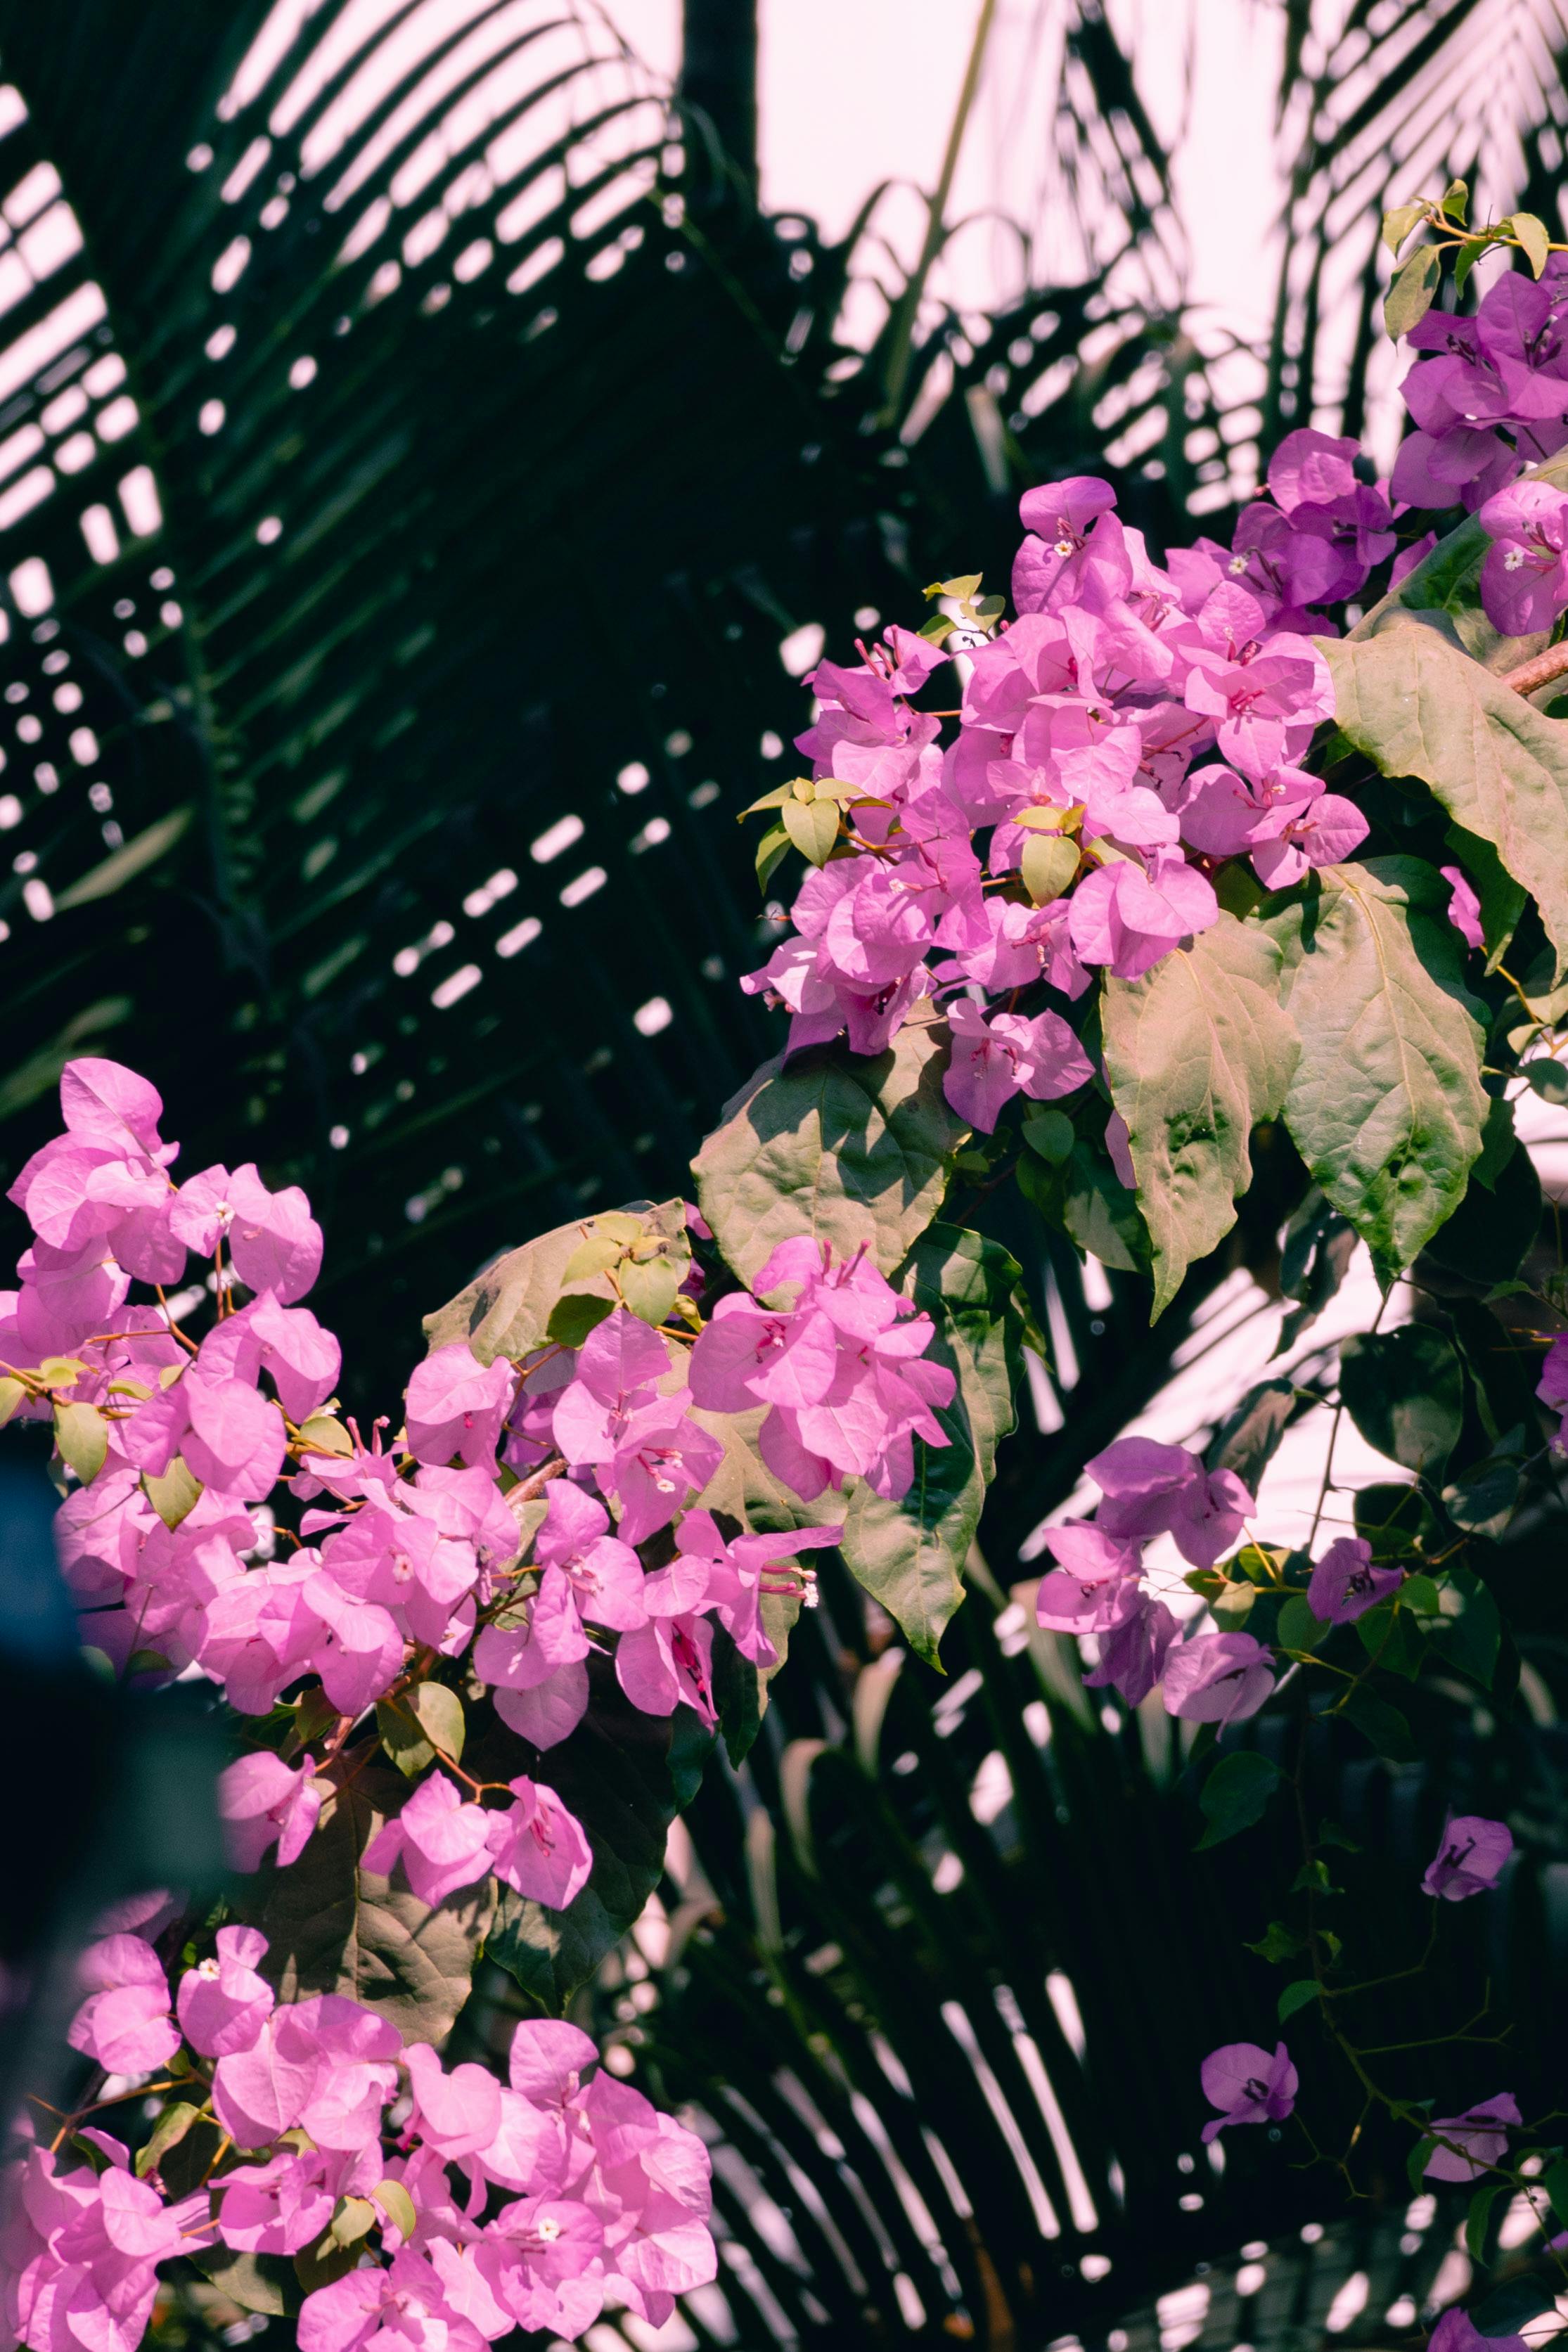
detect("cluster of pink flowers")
(1033, 1435), (1259, 1716)
(6, 1915), (713, 2351)
(6, 1061), (966, 1898)
(741, 432), (1401, 1106)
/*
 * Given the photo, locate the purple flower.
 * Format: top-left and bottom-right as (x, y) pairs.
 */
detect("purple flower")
(1536, 1331), (1568, 1451)
(1424, 2091), (1519, 2181)
(1422, 1814), (1513, 1901)
(1086, 1434), (1253, 1569)
(1200, 2040), (1297, 2142)
(1067, 852), (1219, 982)
(1305, 1536), (1402, 1625)
(1162, 1632), (1274, 1727)
(1084, 1582), (1178, 1707)
(1478, 478), (1568, 635)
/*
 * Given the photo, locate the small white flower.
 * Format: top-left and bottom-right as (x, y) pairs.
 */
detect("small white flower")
(1503, 546), (1527, 570)
(1228, 553), (1251, 577)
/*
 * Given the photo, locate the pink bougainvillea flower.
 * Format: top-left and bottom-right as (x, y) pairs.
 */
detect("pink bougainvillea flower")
(1538, 1331), (1568, 1451)
(173, 1162), (323, 1302)
(1423, 2091), (1520, 2181)
(363, 1772), (494, 1906)
(1200, 2041), (1297, 2142)
(177, 1924), (275, 2058)
(1422, 1814), (1513, 1901)
(1067, 852), (1219, 980)
(219, 1749), (324, 1872)
(405, 1342), (515, 1468)
(1440, 864), (1486, 952)
(296, 2247), (490, 2352)
(1162, 1632), (1274, 1727)
(404, 2038), (503, 2161)
(68, 1934), (179, 2076)
(484, 1775), (593, 1909)
(1084, 1583), (1179, 1707)
(940, 1001), (1093, 1132)
(1306, 1536), (1402, 1625)
(674, 1508), (841, 1666)
(1479, 477), (1568, 634)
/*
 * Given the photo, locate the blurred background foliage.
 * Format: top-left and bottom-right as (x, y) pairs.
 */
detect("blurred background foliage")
(3, 4), (1568, 2346)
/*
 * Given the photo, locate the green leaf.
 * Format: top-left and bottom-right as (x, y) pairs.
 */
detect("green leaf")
(1471, 2279), (1557, 2338)
(487, 1669), (702, 2012)
(234, 1761), (493, 2043)
(1354, 1479), (1438, 1559)
(1020, 833), (1080, 906)
(1454, 236), (1492, 298)
(838, 1225), (1025, 1664)
(1278, 1978), (1319, 2022)
(1381, 201), (1427, 257)
(1276, 1192), (1357, 1353)
(423, 1200), (688, 1365)
(692, 1008), (965, 1287)
(1466, 2180), (1504, 2263)
(780, 796), (841, 867)
(1514, 212), (1551, 276)
(1384, 245), (1441, 337)
(1527, 1058), (1568, 1102)
(1338, 1686), (1418, 1761)
(545, 1294), (615, 1347)
(755, 823), (792, 893)
(1442, 1455), (1521, 1540)
(373, 2180), (418, 2240)
(142, 1455), (202, 1531)
(1017, 1134), (1150, 1273)
(1324, 621), (1568, 984)
(1020, 1106), (1074, 1164)
(1354, 1601), (1424, 1680)
(560, 1233), (626, 1283)
(1267, 859), (1488, 1278)
(330, 2196), (379, 2248)
(1277, 1594), (1330, 1652)
(619, 1248), (685, 1328)
(293, 2232), (364, 2295)
(53, 1401), (107, 1486)
(0, 1377), (25, 1427)
(1207, 1377), (1297, 1495)
(189, 2248), (302, 2319)
(1425, 1127), (1541, 1290)
(377, 1683), (466, 1778)
(133, 2101), (200, 2179)
(1103, 911), (1299, 1316)
(1440, 179), (1470, 223)
(1195, 1751), (1282, 1849)
(1339, 1325), (1463, 1477)
(1543, 2157), (1568, 2229)
(1245, 1920), (1306, 1963)
(1426, 1562), (1501, 1687)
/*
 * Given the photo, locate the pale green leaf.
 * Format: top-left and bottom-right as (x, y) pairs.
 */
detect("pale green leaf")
(423, 1200), (688, 1365)
(693, 1008), (965, 1287)
(142, 1456), (203, 1531)
(53, 1401), (107, 1486)
(1020, 833), (1079, 906)
(1103, 911), (1298, 1316)
(1380, 200), (1426, 256)
(780, 796), (840, 866)
(1267, 859), (1487, 1277)
(1384, 245), (1441, 337)
(1514, 212), (1551, 276)
(1325, 618), (1568, 980)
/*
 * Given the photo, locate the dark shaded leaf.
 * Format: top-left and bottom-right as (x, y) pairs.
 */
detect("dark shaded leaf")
(1195, 1751), (1281, 1849)
(1339, 1325), (1463, 1477)
(236, 1761), (492, 2043)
